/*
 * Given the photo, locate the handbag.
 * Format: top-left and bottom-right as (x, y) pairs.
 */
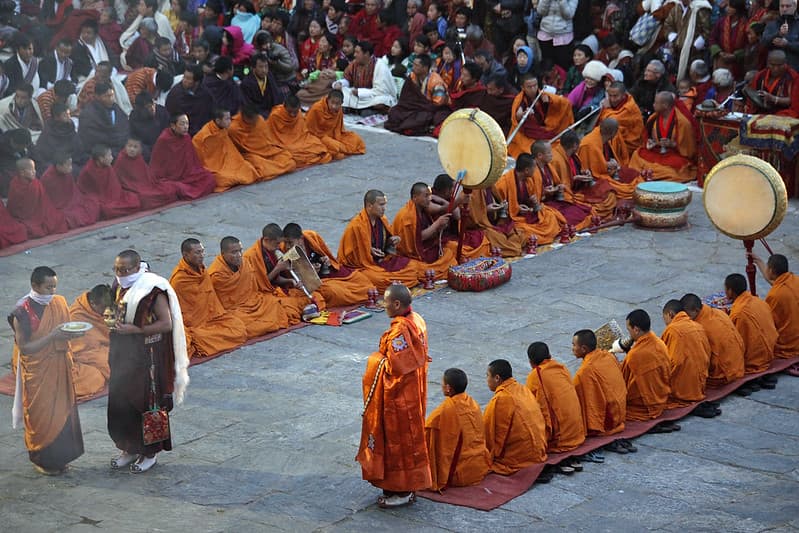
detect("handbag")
(629, 13), (661, 47)
(142, 351), (170, 446)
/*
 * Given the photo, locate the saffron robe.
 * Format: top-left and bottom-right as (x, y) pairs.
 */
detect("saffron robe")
(467, 186), (527, 257)
(228, 113), (297, 181)
(425, 392), (490, 491)
(578, 127), (643, 200)
(693, 304), (745, 387)
(729, 291), (778, 373)
(573, 349), (626, 436)
(40, 165), (100, 229)
(68, 292), (111, 400)
(765, 272), (799, 358)
(305, 96), (366, 160)
(392, 199), (459, 280)
(150, 128), (216, 200)
(76, 160), (142, 220)
(483, 377), (548, 475)
(660, 312), (711, 408)
(7, 175), (68, 238)
(357, 311), (432, 492)
(263, 104), (332, 168)
(507, 91), (573, 159)
(597, 94), (644, 156)
(525, 359), (586, 453)
(113, 149), (180, 209)
(621, 331), (671, 421)
(551, 143), (616, 220)
(628, 105), (698, 183)
(0, 203), (28, 248)
(192, 120), (259, 192)
(168, 258), (248, 358)
(533, 163), (593, 230)
(494, 169), (566, 244)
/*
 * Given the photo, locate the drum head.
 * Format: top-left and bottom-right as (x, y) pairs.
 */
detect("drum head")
(703, 154), (787, 240)
(637, 182), (688, 194)
(438, 108), (507, 189)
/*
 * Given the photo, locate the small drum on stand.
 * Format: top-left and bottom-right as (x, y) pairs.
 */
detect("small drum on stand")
(633, 182), (693, 230)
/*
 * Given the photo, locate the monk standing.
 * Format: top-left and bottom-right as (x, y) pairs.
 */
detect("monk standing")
(9, 266), (85, 475)
(228, 104), (296, 181)
(305, 89), (366, 160)
(7, 158), (68, 238)
(192, 108), (259, 192)
(597, 82), (644, 156)
(40, 154), (101, 230)
(77, 145), (142, 220)
(507, 74), (572, 159)
(169, 239), (248, 358)
(531, 141), (593, 230)
(578, 118), (643, 200)
(264, 93), (332, 169)
(425, 368), (490, 491)
(357, 284), (431, 508)
(483, 359), (547, 475)
(751, 253), (799, 359)
(150, 113), (216, 200)
(68, 285), (113, 400)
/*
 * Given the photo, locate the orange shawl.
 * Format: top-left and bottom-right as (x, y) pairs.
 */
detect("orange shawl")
(694, 305), (745, 387)
(264, 104), (332, 168)
(68, 292), (110, 399)
(574, 349), (626, 436)
(551, 143), (616, 219)
(192, 120), (259, 192)
(494, 169), (565, 244)
(297, 229), (372, 306)
(507, 91), (573, 159)
(467, 187), (526, 257)
(765, 272), (799, 358)
(305, 96), (366, 159)
(597, 94), (644, 155)
(578, 128), (643, 199)
(660, 312), (710, 408)
(228, 113), (297, 180)
(729, 291), (778, 373)
(628, 106), (698, 183)
(392, 199), (458, 279)
(525, 359), (585, 453)
(621, 331), (671, 421)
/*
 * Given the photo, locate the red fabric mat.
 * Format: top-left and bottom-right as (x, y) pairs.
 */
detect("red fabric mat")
(417, 356), (799, 511)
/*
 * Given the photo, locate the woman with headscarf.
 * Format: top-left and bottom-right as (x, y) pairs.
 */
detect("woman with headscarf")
(509, 45), (534, 90)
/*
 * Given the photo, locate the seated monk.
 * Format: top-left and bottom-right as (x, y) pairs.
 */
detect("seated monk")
(752, 253), (799, 360)
(660, 300), (714, 417)
(169, 238), (248, 358)
(207, 236), (291, 337)
(531, 140), (593, 230)
(0, 201), (31, 248)
(551, 130), (616, 221)
(77, 145), (142, 220)
(447, 66), (514, 136)
(628, 92), (699, 183)
(305, 89), (366, 160)
(428, 174), (491, 260)
(507, 74), (572, 159)
(113, 137), (180, 209)
(680, 293), (745, 388)
(337, 189), (422, 290)
(282, 223), (372, 307)
(572, 329), (626, 437)
(725, 273), (778, 377)
(7, 158), (68, 239)
(483, 75), (518, 134)
(578, 118), (644, 200)
(150, 113), (216, 200)
(483, 359), (548, 475)
(263, 94), (332, 169)
(385, 54), (451, 136)
(466, 179), (527, 258)
(40, 154), (101, 230)
(745, 50), (799, 118)
(332, 40), (397, 114)
(228, 104), (297, 181)
(68, 284), (113, 400)
(425, 368), (490, 491)
(192, 108), (259, 192)
(494, 154), (566, 245)
(598, 82), (644, 156)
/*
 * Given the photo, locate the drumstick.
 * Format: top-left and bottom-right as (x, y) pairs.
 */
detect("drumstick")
(760, 238), (774, 256)
(506, 90), (543, 145)
(550, 106), (602, 143)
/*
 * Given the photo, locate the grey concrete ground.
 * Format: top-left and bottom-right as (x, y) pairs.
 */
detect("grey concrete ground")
(0, 129), (797, 532)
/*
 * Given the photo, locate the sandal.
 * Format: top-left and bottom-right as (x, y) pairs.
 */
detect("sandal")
(581, 451), (605, 463)
(556, 463), (576, 475)
(111, 452), (139, 469)
(619, 439), (637, 453)
(568, 458), (584, 472)
(377, 492), (416, 508)
(130, 455), (157, 474)
(648, 423), (673, 434)
(605, 440), (629, 454)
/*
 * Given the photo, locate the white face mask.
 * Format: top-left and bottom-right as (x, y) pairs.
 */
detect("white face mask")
(117, 270), (143, 289)
(29, 290), (54, 305)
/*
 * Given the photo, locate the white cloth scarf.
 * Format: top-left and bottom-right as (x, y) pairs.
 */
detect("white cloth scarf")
(677, 0), (712, 80)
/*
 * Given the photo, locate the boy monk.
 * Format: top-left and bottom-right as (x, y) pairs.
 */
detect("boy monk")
(114, 137), (180, 209)
(751, 253), (799, 360)
(68, 284), (113, 400)
(264, 93), (332, 169)
(305, 89), (366, 160)
(192, 108), (259, 191)
(77, 145), (142, 219)
(40, 154), (100, 229)
(7, 158), (68, 238)
(425, 368), (490, 491)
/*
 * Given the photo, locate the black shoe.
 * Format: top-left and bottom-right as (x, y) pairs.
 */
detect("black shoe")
(605, 439), (629, 454)
(619, 439), (638, 453)
(758, 376), (778, 389)
(536, 466), (554, 484)
(648, 422), (674, 434)
(692, 402), (721, 418)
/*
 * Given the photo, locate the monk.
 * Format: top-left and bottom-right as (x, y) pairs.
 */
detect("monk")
(168, 238), (248, 358)
(0, 202), (28, 248)
(507, 74), (572, 159)
(494, 154), (566, 245)
(77, 145), (142, 220)
(628, 91), (698, 183)
(114, 137), (180, 209)
(427, 175), (492, 261)
(228, 104), (296, 181)
(483, 359), (548, 475)
(150, 113), (216, 200)
(680, 293), (745, 388)
(425, 368), (490, 491)
(282, 223), (372, 307)
(525, 342), (585, 473)
(745, 50), (799, 118)
(552, 130), (616, 221)
(6, 158), (68, 238)
(578, 118), (644, 200)
(466, 180), (527, 257)
(752, 253), (799, 359)
(68, 284), (113, 400)
(598, 82), (644, 156)
(357, 284), (431, 508)
(305, 89), (366, 160)
(338, 189), (422, 290)
(531, 141), (594, 230)
(207, 236), (290, 337)
(9, 266), (84, 475)
(660, 300), (714, 416)
(192, 108), (259, 192)
(264, 93), (332, 169)
(40, 154), (101, 230)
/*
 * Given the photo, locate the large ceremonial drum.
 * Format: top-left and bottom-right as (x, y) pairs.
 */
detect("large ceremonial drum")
(633, 182), (693, 229)
(447, 257), (512, 292)
(438, 108), (507, 189)
(703, 154), (787, 240)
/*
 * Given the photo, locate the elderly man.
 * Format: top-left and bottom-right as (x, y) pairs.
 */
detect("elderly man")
(663, 0), (712, 80)
(350, 0), (383, 44)
(120, 0), (175, 50)
(0, 84), (44, 142)
(746, 50), (799, 117)
(579, 118), (643, 198)
(165, 64), (212, 136)
(333, 41), (397, 114)
(598, 81), (644, 156)
(474, 50), (507, 85)
(683, 60), (714, 111)
(630, 60), (676, 120)
(762, 0), (799, 70)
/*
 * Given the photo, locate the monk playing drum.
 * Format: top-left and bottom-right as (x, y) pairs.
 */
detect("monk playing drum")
(427, 175), (491, 261)
(725, 273), (779, 380)
(750, 253), (799, 360)
(507, 74), (572, 159)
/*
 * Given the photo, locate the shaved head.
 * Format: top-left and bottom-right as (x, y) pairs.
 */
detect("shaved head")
(385, 283), (412, 307)
(599, 117), (619, 136)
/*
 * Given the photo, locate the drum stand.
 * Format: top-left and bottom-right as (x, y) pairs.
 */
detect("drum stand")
(744, 238), (775, 297)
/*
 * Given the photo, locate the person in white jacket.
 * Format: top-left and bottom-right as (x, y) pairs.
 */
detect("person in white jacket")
(120, 0), (176, 52)
(536, 0), (579, 69)
(332, 41), (397, 114)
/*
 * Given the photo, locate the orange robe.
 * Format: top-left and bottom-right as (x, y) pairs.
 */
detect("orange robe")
(192, 120), (259, 192)
(305, 96), (366, 160)
(532, 163), (593, 230)
(628, 106), (698, 183)
(494, 169), (566, 244)
(467, 187), (527, 257)
(392, 199), (459, 280)
(574, 349), (626, 436)
(483, 377), (547, 475)
(621, 331), (671, 421)
(551, 143), (616, 220)
(765, 272), (799, 358)
(228, 113), (297, 180)
(729, 291), (778, 373)
(597, 94), (644, 155)
(68, 292), (111, 400)
(357, 311), (432, 492)
(207, 254), (290, 338)
(337, 208), (422, 290)
(693, 304), (745, 387)
(425, 392), (490, 491)
(525, 359), (585, 453)
(578, 128), (644, 200)
(169, 258), (248, 358)
(264, 104), (332, 168)
(507, 91), (573, 159)
(660, 312), (711, 408)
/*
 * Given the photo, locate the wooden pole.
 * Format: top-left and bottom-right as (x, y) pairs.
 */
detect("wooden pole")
(744, 239), (757, 296)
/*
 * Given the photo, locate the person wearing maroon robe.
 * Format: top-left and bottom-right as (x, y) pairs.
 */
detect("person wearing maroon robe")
(40, 154), (100, 229)
(114, 138), (180, 209)
(77, 145), (141, 220)
(532, 140), (592, 227)
(0, 201), (28, 248)
(149, 114), (216, 200)
(6, 158), (68, 238)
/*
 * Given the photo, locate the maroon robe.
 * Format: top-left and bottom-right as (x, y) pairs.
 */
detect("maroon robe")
(150, 128), (216, 200)
(7, 175), (69, 238)
(77, 160), (141, 220)
(113, 150), (181, 209)
(40, 165), (101, 229)
(0, 202), (29, 248)
(539, 163), (592, 226)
